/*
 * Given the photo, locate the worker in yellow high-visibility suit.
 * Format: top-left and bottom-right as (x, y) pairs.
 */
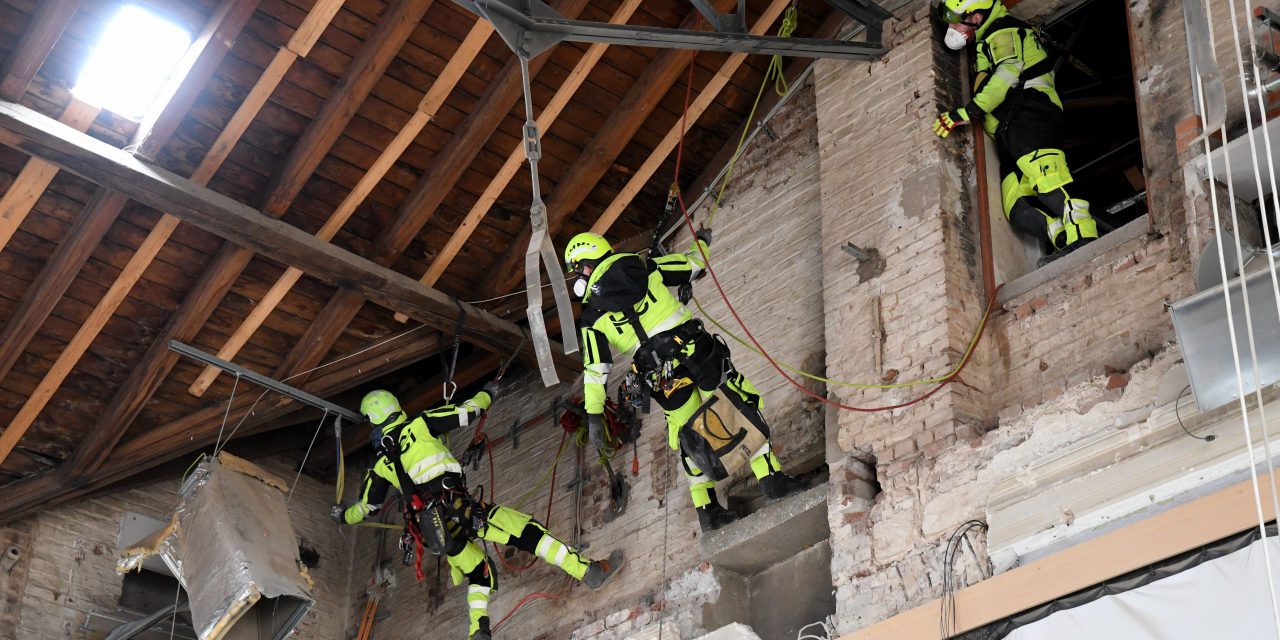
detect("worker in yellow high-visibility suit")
(564, 231), (807, 533)
(932, 0), (1098, 259)
(333, 387), (623, 640)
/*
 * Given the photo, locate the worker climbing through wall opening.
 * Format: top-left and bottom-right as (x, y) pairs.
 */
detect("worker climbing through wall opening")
(932, 0), (1098, 265)
(332, 385), (624, 640)
(565, 230), (809, 533)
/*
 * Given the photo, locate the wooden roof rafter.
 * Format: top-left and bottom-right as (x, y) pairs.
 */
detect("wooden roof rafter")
(476, 0), (743, 298)
(591, 0), (797, 235)
(257, 0), (594, 393)
(0, 96), (578, 462)
(0, 313), (449, 525)
(386, 0), (646, 324)
(0, 0), (347, 473)
(0, 0), (97, 253)
(188, 14), (498, 397)
(0, 0), (264, 468)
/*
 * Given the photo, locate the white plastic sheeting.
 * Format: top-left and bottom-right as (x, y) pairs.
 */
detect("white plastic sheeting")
(1006, 537), (1280, 640)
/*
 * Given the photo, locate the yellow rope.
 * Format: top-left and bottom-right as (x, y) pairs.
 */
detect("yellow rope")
(691, 295), (991, 390)
(707, 5), (799, 227)
(512, 432), (572, 511)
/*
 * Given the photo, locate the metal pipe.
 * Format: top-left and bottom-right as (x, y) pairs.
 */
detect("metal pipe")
(167, 340), (362, 423)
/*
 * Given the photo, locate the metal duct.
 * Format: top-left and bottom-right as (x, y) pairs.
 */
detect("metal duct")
(118, 453), (314, 640)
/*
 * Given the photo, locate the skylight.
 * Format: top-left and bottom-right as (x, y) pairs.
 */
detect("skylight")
(73, 5), (192, 120)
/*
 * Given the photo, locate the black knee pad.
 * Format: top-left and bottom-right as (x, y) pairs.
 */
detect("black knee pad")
(1008, 201), (1052, 242)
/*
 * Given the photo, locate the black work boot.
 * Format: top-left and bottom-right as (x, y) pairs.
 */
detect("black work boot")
(583, 549), (625, 590)
(470, 616), (492, 640)
(760, 472), (808, 501)
(697, 503), (739, 531)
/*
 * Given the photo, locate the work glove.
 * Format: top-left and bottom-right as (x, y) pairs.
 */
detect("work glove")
(931, 108), (969, 139)
(330, 503), (347, 524)
(695, 227), (713, 248)
(482, 380), (500, 401)
(588, 413), (607, 451)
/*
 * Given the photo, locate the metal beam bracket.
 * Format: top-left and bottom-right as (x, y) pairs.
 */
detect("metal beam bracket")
(168, 340), (362, 424)
(453, 0), (891, 59)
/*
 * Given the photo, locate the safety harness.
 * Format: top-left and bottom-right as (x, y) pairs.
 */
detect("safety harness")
(378, 427), (486, 582)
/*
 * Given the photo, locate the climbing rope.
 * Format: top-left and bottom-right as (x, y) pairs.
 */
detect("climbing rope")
(705, 5), (798, 228)
(668, 21), (1000, 414)
(692, 293), (993, 390)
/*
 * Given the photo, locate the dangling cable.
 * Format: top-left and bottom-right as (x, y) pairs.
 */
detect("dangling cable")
(1230, 0), (1280, 527)
(287, 408), (329, 506)
(1194, 10), (1280, 628)
(212, 372), (241, 456)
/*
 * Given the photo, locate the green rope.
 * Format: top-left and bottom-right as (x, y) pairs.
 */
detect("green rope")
(707, 5), (800, 227)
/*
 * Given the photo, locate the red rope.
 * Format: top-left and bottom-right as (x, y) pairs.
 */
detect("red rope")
(669, 51), (1000, 414)
(484, 421), (570, 573)
(491, 578), (572, 632)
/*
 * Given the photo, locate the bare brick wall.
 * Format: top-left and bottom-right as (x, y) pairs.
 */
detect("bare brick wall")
(338, 74), (827, 640)
(0, 457), (356, 640)
(805, 0), (1261, 633)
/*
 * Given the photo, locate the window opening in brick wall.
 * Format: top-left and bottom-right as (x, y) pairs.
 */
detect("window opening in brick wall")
(983, 0), (1145, 283)
(73, 4), (192, 121)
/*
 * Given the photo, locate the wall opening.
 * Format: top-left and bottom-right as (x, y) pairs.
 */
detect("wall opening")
(73, 4), (192, 120)
(985, 0), (1147, 283)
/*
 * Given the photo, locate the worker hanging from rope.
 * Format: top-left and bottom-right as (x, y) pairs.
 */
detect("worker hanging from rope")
(565, 230), (808, 532)
(931, 0), (1098, 264)
(332, 384), (623, 640)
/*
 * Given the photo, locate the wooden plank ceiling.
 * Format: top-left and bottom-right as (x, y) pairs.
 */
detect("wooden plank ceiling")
(0, 0), (840, 521)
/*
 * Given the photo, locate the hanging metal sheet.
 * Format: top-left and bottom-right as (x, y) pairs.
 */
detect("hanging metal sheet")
(1170, 263), (1280, 412)
(117, 453), (315, 640)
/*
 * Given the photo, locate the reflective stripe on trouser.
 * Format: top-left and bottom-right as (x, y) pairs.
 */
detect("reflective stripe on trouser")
(683, 443), (780, 508)
(466, 585), (491, 639)
(479, 505), (590, 580)
(529, 525), (590, 579)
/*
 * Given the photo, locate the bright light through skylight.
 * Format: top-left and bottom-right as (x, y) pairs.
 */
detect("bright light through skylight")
(73, 5), (192, 120)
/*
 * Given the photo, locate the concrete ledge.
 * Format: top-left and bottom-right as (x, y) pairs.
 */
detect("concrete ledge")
(702, 483), (829, 575)
(998, 217), (1150, 304)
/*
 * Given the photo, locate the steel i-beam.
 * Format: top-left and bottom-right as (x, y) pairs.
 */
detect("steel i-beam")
(453, 0), (890, 59)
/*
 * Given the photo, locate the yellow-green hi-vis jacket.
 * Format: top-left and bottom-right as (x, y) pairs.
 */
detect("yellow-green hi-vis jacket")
(577, 240), (709, 416)
(342, 391), (492, 525)
(967, 2), (1062, 136)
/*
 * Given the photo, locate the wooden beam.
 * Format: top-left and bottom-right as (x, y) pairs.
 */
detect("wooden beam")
(388, 0), (645, 324)
(590, 0), (792, 236)
(0, 0), (264, 467)
(0, 190), (128, 383)
(0, 98), (99, 253)
(24, 0), (341, 475)
(0, 101), (570, 373)
(0, 0), (259, 387)
(845, 472), (1280, 640)
(132, 0), (262, 160)
(188, 17), (495, 396)
(0, 325), (444, 525)
(677, 10), (847, 214)
(261, 0), (591, 389)
(0, 0), (81, 101)
(259, 0), (432, 217)
(476, 0), (738, 298)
